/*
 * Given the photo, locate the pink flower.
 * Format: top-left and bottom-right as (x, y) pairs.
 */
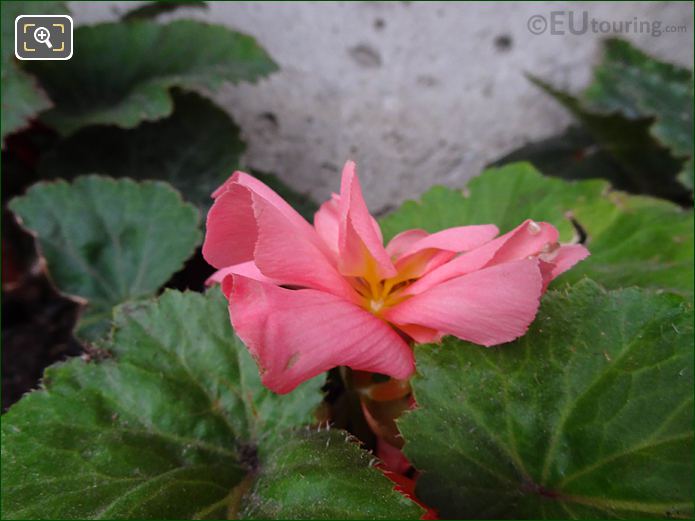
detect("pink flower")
(203, 161), (589, 393)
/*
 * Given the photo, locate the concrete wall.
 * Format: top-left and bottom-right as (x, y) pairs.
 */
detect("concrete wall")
(69, 1), (694, 212)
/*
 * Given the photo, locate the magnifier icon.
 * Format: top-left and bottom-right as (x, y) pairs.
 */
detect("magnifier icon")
(33, 26), (52, 49)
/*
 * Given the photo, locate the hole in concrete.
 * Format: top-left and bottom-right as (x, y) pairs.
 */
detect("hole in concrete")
(374, 18), (385, 30)
(320, 162), (339, 172)
(416, 74), (439, 87)
(348, 44), (382, 68)
(257, 112), (279, 133)
(494, 34), (513, 52)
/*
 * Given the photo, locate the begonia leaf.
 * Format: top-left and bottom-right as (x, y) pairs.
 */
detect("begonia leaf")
(26, 20), (277, 135)
(0, 1), (66, 141)
(9, 176), (201, 339)
(400, 280), (693, 519)
(1, 290), (421, 520)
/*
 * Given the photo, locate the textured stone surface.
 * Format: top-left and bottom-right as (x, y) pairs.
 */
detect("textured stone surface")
(68, 1), (693, 212)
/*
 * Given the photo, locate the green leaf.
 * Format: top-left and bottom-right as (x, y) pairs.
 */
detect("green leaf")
(27, 20), (278, 135)
(243, 429), (421, 519)
(1, 290), (420, 520)
(528, 76), (688, 204)
(9, 176), (201, 339)
(36, 90), (319, 217)
(400, 280), (693, 519)
(679, 158), (693, 191)
(379, 163), (693, 296)
(491, 126), (627, 187)
(583, 39), (693, 168)
(0, 2), (67, 140)
(38, 90), (244, 211)
(2, 64), (52, 142)
(121, 1), (207, 21)
(528, 38), (693, 197)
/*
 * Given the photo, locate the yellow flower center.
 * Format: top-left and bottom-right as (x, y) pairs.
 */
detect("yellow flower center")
(348, 252), (432, 316)
(350, 275), (412, 316)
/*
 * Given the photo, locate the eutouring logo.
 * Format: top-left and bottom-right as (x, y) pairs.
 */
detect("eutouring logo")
(527, 11), (687, 37)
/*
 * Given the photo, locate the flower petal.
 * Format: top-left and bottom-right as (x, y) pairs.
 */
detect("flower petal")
(205, 260), (274, 288)
(398, 225), (499, 259)
(204, 174), (355, 300)
(203, 182), (257, 269)
(204, 172), (325, 269)
(406, 220), (557, 295)
(250, 189), (358, 301)
(374, 437), (412, 474)
(211, 171), (309, 233)
(338, 161), (397, 279)
(226, 275), (415, 394)
(540, 243), (590, 290)
(489, 220), (558, 264)
(395, 323), (443, 344)
(386, 229), (429, 259)
(385, 259), (543, 346)
(390, 225), (499, 282)
(313, 194), (341, 256)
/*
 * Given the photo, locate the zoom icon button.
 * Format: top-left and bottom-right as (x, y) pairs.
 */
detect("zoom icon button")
(15, 15), (73, 60)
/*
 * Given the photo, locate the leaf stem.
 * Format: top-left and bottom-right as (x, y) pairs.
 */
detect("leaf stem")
(226, 473), (255, 519)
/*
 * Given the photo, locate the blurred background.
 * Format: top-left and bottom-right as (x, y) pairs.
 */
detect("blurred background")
(69, 1), (694, 212)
